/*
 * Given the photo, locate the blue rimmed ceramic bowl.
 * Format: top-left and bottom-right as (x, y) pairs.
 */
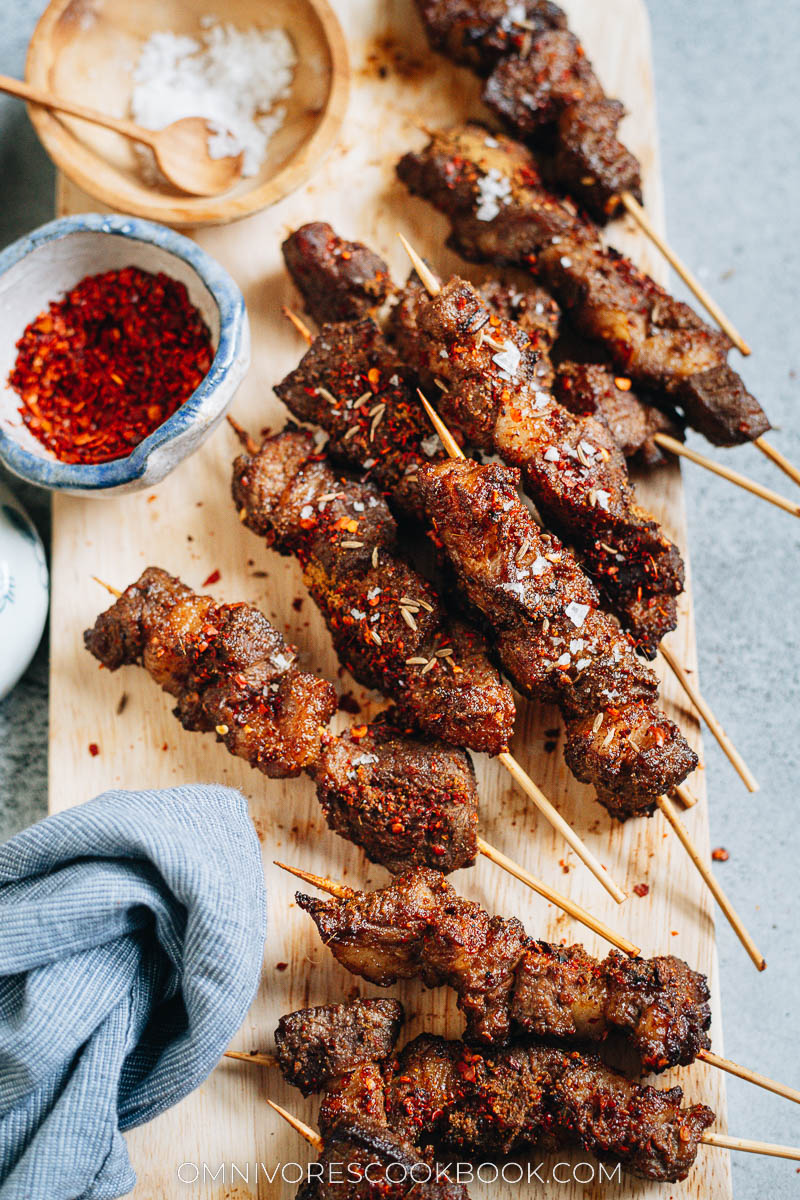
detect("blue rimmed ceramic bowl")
(0, 214), (250, 496)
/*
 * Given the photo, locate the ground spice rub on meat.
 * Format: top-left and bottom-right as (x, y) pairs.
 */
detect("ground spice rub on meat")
(232, 428), (515, 754)
(416, 458), (697, 817)
(83, 566), (337, 776)
(390, 267), (685, 654)
(296, 869), (712, 1071)
(397, 124), (770, 447)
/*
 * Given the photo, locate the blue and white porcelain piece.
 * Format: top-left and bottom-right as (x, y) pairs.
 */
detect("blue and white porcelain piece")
(0, 481), (48, 699)
(0, 213), (250, 496)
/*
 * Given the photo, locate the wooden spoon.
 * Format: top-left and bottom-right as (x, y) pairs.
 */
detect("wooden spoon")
(0, 73), (243, 196)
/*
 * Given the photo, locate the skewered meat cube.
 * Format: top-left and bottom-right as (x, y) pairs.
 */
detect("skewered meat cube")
(275, 998), (404, 1096)
(386, 1034), (714, 1182)
(83, 566), (337, 777)
(413, 0), (566, 73)
(283, 222), (393, 327)
(554, 359), (681, 466)
(295, 868), (712, 1070)
(311, 720), (478, 874)
(416, 458), (697, 815)
(274, 318), (445, 522)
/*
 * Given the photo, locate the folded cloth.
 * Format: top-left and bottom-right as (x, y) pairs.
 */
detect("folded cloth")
(0, 784), (267, 1200)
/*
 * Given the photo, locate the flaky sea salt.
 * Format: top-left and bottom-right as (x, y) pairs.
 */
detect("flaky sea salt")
(565, 601), (590, 628)
(131, 18), (297, 178)
(476, 168), (512, 221)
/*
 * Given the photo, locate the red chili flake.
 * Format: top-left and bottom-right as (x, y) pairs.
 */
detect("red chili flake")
(88, 743), (100, 757)
(711, 847), (730, 861)
(9, 266), (213, 465)
(350, 725), (368, 740)
(614, 376), (632, 391)
(633, 883), (649, 898)
(202, 569), (221, 587)
(275, 962), (288, 972)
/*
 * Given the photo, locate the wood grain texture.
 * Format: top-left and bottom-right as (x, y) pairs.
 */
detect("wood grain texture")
(51, 1), (732, 1195)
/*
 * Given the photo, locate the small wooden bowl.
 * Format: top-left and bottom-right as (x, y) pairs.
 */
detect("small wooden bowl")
(25, 0), (349, 227)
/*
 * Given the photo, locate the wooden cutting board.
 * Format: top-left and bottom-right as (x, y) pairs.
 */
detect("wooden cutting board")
(50, 1), (732, 1196)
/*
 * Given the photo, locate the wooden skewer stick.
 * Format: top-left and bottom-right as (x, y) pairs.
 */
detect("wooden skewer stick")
(702, 1131), (800, 1162)
(754, 435), (800, 490)
(674, 782), (699, 810)
(227, 414), (260, 456)
(93, 577), (122, 598)
(656, 794), (766, 971)
(399, 234), (442, 295)
(659, 643), (758, 793)
(266, 1099), (324, 1152)
(475, 837), (637, 954)
(283, 305), (314, 343)
(619, 192), (750, 356)
(276, 857), (637, 955)
(697, 1050), (800, 1108)
(654, 433), (800, 519)
(494, 749), (625, 903)
(224, 1050), (277, 1068)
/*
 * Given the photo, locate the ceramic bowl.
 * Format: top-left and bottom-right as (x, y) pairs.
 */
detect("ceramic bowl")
(0, 213), (250, 496)
(25, 0), (349, 227)
(0, 482), (49, 700)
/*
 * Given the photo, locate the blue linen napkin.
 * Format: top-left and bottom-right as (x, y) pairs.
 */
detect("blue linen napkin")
(0, 784), (267, 1200)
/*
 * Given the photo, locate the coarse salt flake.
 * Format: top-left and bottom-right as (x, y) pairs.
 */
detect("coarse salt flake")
(565, 601), (590, 628)
(492, 340), (521, 377)
(544, 446), (560, 462)
(476, 168), (512, 221)
(131, 20), (297, 178)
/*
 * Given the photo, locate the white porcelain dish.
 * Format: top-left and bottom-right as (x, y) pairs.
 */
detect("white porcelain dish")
(0, 213), (250, 496)
(0, 481), (49, 699)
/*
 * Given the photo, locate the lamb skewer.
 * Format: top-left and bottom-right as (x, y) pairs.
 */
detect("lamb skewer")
(394, 234), (761, 796)
(413, 386), (764, 968)
(276, 227), (761, 792)
(264, 1057), (800, 1192)
(395, 126), (795, 481)
(85, 571), (635, 948)
(412, 0), (750, 356)
(282, 221), (794, 516)
(282, 867), (791, 1101)
(231, 422), (626, 901)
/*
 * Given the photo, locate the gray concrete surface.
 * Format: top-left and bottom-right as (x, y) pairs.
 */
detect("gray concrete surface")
(1, 2), (798, 1194)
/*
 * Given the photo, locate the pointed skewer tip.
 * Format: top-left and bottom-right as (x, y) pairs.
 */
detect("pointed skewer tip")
(397, 233), (441, 296)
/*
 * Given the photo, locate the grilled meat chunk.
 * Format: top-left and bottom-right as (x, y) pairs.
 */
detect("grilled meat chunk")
(386, 1035), (714, 1182)
(298, 1121), (469, 1200)
(553, 98), (642, 216)
(483, 30), (602, 133)
(296, 868), (711, 1070)
(390, 270), (685, 653)
(275, 319), (445, 521)
(275, 999), (404, 1096)
(416, 459), (696, 814)
(397, 124), (769, 444)
(283, 223), (392, 327)
(413, 0), (566, 73)
(554, 360), (681, 466)
(83, 567), (336, 777)
(479, 277), (561, 357)
(311, 720), (479, 874)
(232, 429), (515, 754)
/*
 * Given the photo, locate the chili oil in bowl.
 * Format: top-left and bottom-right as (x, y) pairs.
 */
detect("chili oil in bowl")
(0, 213), (250, 496)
